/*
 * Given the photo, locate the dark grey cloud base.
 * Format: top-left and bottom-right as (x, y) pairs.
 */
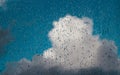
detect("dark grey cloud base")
(14, 67), (120, 75)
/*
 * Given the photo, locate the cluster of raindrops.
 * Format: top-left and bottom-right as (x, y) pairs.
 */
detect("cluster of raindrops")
(43, 15), (118, 70)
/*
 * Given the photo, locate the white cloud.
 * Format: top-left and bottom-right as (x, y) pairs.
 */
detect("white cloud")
(1, 15), (120, 75)
(43, 15), (118, 70)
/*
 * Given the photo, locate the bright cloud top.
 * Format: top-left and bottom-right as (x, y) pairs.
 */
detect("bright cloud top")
(2, 15), (120, 75)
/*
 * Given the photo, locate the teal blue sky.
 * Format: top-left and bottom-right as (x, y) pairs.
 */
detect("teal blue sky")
(0, 0), (120, 72)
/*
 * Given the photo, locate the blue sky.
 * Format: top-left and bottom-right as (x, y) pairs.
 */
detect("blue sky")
(0, 0), (120, 72)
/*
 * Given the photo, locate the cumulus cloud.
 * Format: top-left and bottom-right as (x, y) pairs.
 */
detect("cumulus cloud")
(1, 15), (120, 75)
